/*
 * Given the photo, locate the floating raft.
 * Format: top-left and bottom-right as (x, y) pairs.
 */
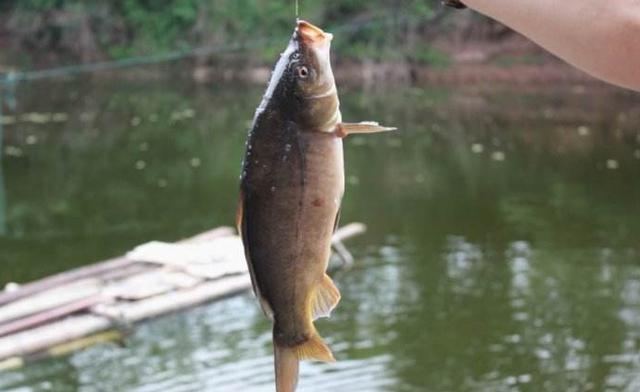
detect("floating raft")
(0, 223), (366, 370)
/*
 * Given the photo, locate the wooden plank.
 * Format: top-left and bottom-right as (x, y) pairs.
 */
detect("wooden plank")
(0, 227), (236, 307)
(98, 262), (155, 282)
(332, 222), (367, 243)
(0, 224), (365, 361)
(0, 314), (111, 360)
(0, 257), (130, 307)
(108, 270), (202, 300)
(181, 226), (235, 243)
(127, 236), (247, 278)
(0, 275), (251, 361)
(0, 279), (102, 325)
(112, 274), (251, 322)
(0, 294), (104, 337)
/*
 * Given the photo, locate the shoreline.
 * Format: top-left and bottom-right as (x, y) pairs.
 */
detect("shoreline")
(3, 60), (601, 88)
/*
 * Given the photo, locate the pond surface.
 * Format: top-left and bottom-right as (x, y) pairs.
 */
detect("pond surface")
(1, 78), (640, 391)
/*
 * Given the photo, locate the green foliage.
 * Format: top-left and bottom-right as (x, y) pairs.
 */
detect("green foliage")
(339, 41), (451, 67)
(8, 0), (450, 67)
(412, 46), (451, 67)
(108, 0), (200, 56)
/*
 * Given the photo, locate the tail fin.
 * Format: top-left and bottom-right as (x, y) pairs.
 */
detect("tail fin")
(274, 342), (299, 392)
(295, 332), (334, 362)
(274, 330), (335, 392)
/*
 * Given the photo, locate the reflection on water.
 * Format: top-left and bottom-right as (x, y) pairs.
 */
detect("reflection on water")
(0, 108), (5, 235)
(0, 163), (6, 236)
(0, 78), (639, 391)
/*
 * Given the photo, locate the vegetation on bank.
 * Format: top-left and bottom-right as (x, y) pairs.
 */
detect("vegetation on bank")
(0, 0), (506, 70)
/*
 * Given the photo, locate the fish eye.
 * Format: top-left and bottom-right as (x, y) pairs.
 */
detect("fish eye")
(296, 66), (309, 79)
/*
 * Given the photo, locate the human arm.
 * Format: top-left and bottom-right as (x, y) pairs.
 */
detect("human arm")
(447, 0), (640, 91)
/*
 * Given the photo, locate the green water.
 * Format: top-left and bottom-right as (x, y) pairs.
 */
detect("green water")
(1, 79), (640, 391)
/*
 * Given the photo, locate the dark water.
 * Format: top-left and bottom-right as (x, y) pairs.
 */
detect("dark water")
(1, 78), (640, 391)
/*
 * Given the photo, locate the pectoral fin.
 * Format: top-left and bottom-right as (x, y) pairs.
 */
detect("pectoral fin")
(335, 121), (397, 138)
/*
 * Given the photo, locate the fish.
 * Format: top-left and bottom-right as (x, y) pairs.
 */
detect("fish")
(237, 20), (395, 392)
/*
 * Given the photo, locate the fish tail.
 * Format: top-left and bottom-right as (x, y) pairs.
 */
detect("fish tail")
(274, 339), (299, 392)
(273, 327), (335, 392)
(294, 330), (334, 362)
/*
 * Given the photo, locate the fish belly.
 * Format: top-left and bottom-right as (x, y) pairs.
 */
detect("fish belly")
(242, 130), (344, 345)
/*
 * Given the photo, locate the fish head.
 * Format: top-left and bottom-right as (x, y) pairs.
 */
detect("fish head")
(261, 20), (340, 132)
(292, 19), (335, 96)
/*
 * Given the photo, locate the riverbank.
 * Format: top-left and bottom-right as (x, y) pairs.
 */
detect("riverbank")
(0, 6), (606, 89)
(190, 60), (599, 87)
(0, 55), (600, 89)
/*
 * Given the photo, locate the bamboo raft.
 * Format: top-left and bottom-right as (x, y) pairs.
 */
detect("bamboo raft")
(0, 223), (366, 371)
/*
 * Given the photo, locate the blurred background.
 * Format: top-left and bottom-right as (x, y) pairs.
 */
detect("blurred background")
(1, 1), (640, 391)
(0, 0), (598, 83)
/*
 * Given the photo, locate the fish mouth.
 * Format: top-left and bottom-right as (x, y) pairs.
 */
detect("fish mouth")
(296, 19), (333, 45)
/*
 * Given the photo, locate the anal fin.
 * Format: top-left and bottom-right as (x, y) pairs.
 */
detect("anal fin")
(311, 274), (341, 320)
(336, 121), (397, 138)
